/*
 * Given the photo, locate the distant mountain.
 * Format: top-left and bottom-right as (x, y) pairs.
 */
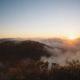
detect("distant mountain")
(0, 40), (51, 62)
(0, 38), (26, 42)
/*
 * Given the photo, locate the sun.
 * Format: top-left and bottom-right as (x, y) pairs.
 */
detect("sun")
(64, 33), (78, 45)
(66, 34), (77, 40)
(68, 35), (76, 40)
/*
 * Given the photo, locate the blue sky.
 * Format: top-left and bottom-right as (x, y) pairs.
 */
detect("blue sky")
(0, 0), (80, 38)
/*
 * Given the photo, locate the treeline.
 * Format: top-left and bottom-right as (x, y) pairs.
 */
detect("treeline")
(0, 59), (80, 80)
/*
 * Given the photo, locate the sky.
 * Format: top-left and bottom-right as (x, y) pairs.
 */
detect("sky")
(0, 0), (80, 38)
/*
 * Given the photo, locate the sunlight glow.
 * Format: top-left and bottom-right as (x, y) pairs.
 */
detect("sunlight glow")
(65, 33), (78, 40)
(67, 35), (77, 40)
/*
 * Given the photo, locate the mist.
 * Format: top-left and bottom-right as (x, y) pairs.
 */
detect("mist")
(40, 38), (80, 67)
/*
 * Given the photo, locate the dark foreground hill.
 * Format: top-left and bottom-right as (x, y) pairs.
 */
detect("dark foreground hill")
(0, 40), (50, 62)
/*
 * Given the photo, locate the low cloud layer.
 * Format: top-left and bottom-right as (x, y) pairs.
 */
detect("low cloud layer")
(40, 38), (80, 66)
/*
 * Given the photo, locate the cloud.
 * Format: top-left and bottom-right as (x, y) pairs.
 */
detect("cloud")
(40, 38), (80, 67)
